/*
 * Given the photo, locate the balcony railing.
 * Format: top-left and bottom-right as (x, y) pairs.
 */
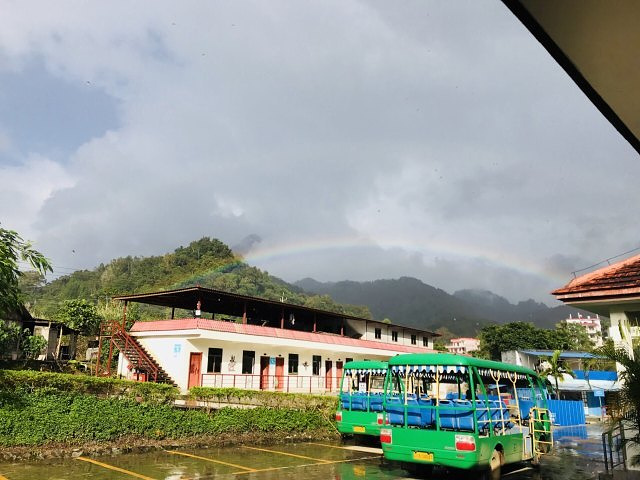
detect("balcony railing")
(201, 373), (343, 393)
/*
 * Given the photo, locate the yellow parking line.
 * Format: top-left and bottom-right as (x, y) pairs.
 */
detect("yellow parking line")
(243, 446), (332, 463)
(234, 454), (381, 475)
(167, 450), (256, 472)
(75, 457), (156, 480)
(307, 442), (383, 454)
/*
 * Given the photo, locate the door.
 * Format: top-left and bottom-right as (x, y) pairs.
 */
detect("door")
(336, 361), (344, 391)
(188, 352), (202, 389)
(275, 357), (285, 391)
(260, 356), (270, 390)
(325, 360), (333, 390)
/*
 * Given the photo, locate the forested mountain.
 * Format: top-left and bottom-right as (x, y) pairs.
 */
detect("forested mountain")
(295, 277), (594, 334)
(23, 237), (595, 336)
(23, 237), (371, 320)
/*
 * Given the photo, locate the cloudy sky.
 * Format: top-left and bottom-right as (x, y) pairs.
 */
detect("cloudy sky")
(1, 1), (638, 304)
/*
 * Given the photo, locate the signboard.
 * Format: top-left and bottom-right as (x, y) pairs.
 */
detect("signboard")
(173, 344), (181, 357)
(593, 389), (605, 397)
(270, 357), (276, 366)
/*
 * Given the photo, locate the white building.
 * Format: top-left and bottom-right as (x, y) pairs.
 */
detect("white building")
(107, 287), (439, 392)
(564, 313), (603, 347)
(445, 337), (479, 355)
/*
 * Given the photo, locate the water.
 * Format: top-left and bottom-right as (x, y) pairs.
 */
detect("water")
(0, 426), (605, 479)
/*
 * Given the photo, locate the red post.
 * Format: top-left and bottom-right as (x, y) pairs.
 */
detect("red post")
(313, 314), (316, 333)
(107, 339), (114, 376)
(281, 308), (284, 329)
(242, 302), (247, 324)
(95, 328), (103, 376)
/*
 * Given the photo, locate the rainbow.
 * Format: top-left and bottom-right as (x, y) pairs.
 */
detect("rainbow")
(240, 235), (568, 284)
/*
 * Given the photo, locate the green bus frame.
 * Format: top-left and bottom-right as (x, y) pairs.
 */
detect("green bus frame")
(380, 353), (552, 475)
(336, 360), (388, 436)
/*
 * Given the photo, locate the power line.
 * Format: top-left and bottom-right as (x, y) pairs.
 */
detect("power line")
(571, 246), (640, 278)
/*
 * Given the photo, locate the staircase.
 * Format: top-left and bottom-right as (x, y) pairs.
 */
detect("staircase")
(99, 321), (177, 386)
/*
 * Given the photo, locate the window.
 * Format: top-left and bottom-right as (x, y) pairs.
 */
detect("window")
(312, 355), (321, 376)
(345, 358), (353, 364)
(411, 334), (417, 345)
(423, 336), (429, 347)
(391, 331), (398, 342)
(374, 327), (382, 339)
(241, 350), (255, 374)
(288, 353), (299, 374)
(207, 348), (222, 373)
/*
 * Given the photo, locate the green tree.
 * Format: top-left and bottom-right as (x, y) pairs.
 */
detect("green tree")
(0, 226), (52, 316)
(539, 350), (575, 398)
(0, 321), (22, 357)
(20, 332), (47, 359)
(57, 299), (103, 335)
(554, 321), (594, 351)
(478, 322), (542, 360)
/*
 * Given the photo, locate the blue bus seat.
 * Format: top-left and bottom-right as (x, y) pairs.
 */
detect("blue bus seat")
(405, 398), (422, 427)
(418, 397), (435, 427)
(369, 394), (384, 412)
(385, 396), (405, 425)
(518, 400), (534, 420)
(475, 400), (491, 432)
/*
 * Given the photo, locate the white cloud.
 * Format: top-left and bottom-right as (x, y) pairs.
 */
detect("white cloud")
(0, 1), (637, 304)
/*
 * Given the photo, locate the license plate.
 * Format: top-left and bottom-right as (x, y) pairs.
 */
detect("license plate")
(353, 426), (366, 433)
(413, 451), (434, 462)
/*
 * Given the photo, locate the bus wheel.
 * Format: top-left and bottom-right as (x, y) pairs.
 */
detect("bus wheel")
(482, 449), (503, 480)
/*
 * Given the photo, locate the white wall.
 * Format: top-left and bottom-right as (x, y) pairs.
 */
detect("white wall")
(132, 331), (393, 392)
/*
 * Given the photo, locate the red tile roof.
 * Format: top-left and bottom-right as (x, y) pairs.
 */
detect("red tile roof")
(131, 318), (432, 354)
(553, 253), (640, 300)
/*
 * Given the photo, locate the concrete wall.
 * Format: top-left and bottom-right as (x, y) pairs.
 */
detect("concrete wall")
(130, 331), (393, 392)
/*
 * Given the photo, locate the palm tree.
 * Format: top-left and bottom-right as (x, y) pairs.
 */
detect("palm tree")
(596, 342), (640, 465)
(539, 350), (575, 399)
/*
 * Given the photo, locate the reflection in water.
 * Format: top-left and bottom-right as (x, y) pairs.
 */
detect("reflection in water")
(0, 426), (606, 480)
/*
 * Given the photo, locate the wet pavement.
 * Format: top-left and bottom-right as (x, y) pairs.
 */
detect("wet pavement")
(0, 424), (607, 479)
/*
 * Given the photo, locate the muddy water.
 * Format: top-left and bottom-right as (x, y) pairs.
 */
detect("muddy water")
(0, 425), (605, 479)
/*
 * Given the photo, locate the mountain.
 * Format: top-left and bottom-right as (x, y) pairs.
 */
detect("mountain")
(24, 237), (372, 321)
(295, 277), (595, 335)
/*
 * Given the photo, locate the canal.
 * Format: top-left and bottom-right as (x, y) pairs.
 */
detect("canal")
(0, 425), (604, 479)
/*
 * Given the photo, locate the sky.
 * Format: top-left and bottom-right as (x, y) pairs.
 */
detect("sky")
(1, 1), (638, 305)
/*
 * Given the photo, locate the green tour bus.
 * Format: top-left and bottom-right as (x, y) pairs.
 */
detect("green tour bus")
(380, 353), (552, 478)
(336, 360), (388, 436)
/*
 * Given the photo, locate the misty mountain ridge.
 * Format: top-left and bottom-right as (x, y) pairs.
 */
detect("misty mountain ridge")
(295, 277), (595, 334)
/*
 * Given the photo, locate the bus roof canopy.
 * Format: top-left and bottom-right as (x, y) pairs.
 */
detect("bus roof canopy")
(388, 353), (537, 376)
(343, 360), (388, 370)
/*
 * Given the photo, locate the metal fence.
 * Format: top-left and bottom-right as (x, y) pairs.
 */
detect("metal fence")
(547, 399), (586, 426)
(201, 373), (342, 393)
(602, 422), (627, 472)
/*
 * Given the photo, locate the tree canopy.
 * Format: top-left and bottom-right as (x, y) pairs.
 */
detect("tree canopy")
(0, 226), (52, 317)
(477, 321), (595, 360)
(25, 237), (373, 321)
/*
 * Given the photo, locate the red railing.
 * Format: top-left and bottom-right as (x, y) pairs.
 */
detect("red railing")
(201, 373), (344, 393)
(97, 321), (160, 382)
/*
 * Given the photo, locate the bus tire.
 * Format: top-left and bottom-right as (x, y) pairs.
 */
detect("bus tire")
(480, 448), (503, 480)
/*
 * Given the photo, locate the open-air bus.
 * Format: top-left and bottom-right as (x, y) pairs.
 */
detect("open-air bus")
(336, 360), (388, 437)
(380, 353), (552, 479)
